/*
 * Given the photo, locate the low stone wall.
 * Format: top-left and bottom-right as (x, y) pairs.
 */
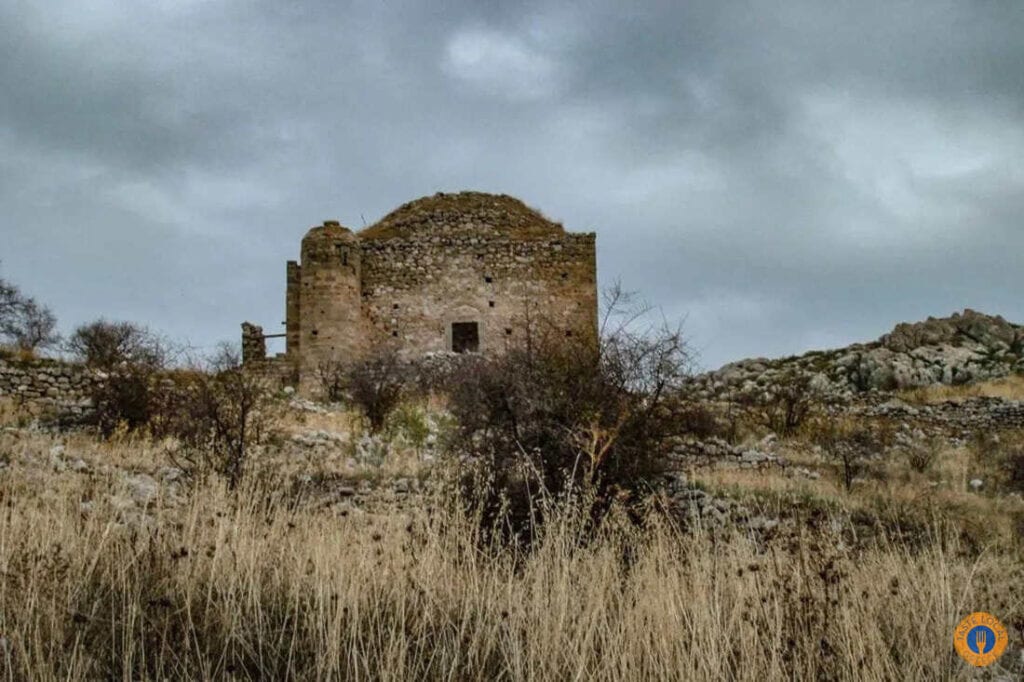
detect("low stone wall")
(667, 435), (781, 470)
(246, 355), (299, 389)
(862, 397), (1024, 432)
(0, 356), (98, 416)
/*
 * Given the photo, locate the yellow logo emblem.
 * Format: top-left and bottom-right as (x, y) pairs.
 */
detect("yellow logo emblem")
(953, 612), (1008, 667)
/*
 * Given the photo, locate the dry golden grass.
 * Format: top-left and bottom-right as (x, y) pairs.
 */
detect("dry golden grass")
(1, 430), (1022, 680)
(900, 374), (1024, 404)
(694, 433), (1024, 550)
(0, 397), (53, 429)
(278, 405), (362, 435)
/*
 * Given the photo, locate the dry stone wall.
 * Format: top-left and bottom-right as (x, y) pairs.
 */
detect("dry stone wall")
(861, 397), (1024, 432)
(0, 357), (98, 416)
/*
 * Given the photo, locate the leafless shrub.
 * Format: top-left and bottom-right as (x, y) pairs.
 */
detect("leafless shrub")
(314, 357), (347, 403)
(83, 332), (268, 480)
(79, 321), (179, 436)
(739, 370), (819, 436)
(343, 345), (406, 433)
(206, 340), (242, 372)
(674, 401), (723, 439)
(442, 283), (692, 538)
(65, 319), (169, 370)
(905, 440), (940, 473)
(91, 365), (162, 436)
(4, 299), (59, 352)
(0, 276), (59, 353)
(0, 277), (20, 322)
(167, 367), (278, 490)
(812, 418), (889, 492)
(1006, 446), (1024, 493)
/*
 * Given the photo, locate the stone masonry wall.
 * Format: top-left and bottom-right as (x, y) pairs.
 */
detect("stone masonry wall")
(251, 194), (600, 393)
(0, 357), (98, 416)
(360, 232), (597, 356)
(295, 223), (367, 388)
(861, 396), (1024, 432)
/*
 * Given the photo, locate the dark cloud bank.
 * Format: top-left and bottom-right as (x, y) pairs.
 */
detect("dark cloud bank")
(1, 0), (1022, 369)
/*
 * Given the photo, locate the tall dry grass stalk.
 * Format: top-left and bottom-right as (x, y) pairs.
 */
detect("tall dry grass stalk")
(1, 456), (1021, 681)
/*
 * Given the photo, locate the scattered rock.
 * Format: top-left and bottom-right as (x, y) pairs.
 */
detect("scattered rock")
(108, 494), (135, 512)
(157, 466), (184, 484)
(688, 309), (1024, 399)
(747, 516), (779, 532)
(126, 474), (159, 506)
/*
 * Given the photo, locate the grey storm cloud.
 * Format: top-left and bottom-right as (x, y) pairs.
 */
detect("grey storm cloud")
(1, 0), (1022, 368)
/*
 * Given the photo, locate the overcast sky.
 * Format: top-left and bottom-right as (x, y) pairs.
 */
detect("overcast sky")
(2, 0), (1022, 369)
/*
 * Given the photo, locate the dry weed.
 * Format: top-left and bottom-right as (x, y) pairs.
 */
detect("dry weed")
(0, 430), (1021, 680)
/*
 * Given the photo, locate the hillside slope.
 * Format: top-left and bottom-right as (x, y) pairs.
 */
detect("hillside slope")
(693, 309), (1024, 399)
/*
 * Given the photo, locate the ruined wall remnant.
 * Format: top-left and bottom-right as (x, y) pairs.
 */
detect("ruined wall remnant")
(0, 356), (99, 417)
(242, 191), (599, 393)
(241, 322), (267, 364)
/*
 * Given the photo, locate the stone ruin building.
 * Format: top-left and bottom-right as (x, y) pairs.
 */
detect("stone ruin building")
(242, 191), (598, 391)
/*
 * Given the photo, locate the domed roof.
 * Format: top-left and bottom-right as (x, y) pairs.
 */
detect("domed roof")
(302, 220), (357, 242)
(358, 191), (565, 241)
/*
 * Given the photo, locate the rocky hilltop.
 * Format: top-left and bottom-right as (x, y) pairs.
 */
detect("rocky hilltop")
(693, 309), (1024, 400)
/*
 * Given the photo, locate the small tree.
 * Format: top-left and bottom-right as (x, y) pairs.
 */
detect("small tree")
(0, 277), (59, 353)
(207, 340), (242, 372)
(74, 320), (178, 437)
(314, 357), (347, 403)
(740, 370), (818, 436)
(344, 346), (406, 433)
(4, 299), (59, 352)
(1005, 447), (1024, 494)
(66, 319), (167, 370)
(91, 364), (158, 436)
(813, 419), (886, 492)
(443, 283), (692, 538)
(169, 367), (276, 490)
(0, 278), (19, 322)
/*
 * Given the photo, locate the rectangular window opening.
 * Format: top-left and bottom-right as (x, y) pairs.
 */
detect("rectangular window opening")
(451, 322), (480, 353)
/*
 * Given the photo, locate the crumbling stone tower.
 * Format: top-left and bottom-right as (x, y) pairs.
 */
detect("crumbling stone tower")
(288, 221), (366, 382)
(243, 191), (598, 392)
